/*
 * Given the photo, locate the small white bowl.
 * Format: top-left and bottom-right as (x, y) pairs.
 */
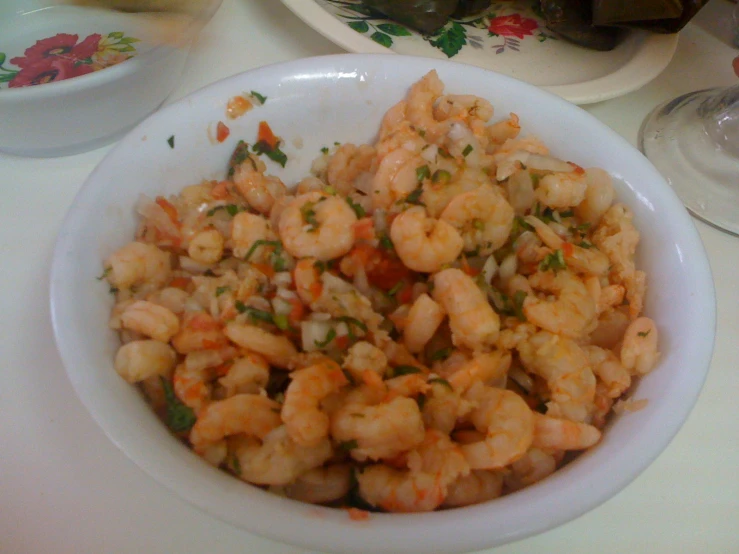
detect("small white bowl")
(50, 54), (716, 554)
(0, 0), (221, 157)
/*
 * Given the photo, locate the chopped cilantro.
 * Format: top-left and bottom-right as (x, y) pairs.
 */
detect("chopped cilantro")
(300, 201), (319, 231)
(429, 347), (453, 361)
(431, 169), (451, 184)
(235, 302), (274, 324)
(230, 453), (242, 476)
(472, 219), (485, 231)
(321, 146), (329, 154)
(160, 377), (196, 433)
(416, 393), (427, 411)
(428, 377), (452, 390)
(97, 267), (111, 281)
(243, 239), (282, 261)
(530, 173), (541, 187)
(215, 286), (229, 297)
(637, 330), (651, 338)
(109, 286), (119, 294)
(342, 369), (357, 386)
(416, 165), (430, 182)
(403, 187), (425, 206)
(324, 185), (337, 195)
(313, 260), (326, 275)
(386, 281), (404, 297)
(336, 316), (368, 340)
(578, 241), (594, 249)
(314, 328), (337, 348)
(539, 249), (567, 273)
(252, 140), (287, 168)
(206, 204), (242, 217)
(390, 365), (422, 377)
(559, 209), (574, 218)
(346, 196), (366, 219)
(167, 135), (175, 149)
(418, 129), (426, 138)
(273, 313), (290, 331)
(511, 290), (527, 321)
(462, 144), (473, 157)
(379, 233), (394, 251)
(250, 90), (267, 104)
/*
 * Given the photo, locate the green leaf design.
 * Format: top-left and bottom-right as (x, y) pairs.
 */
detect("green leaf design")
(376, 23), (412, 37)
(370, 31), (393, 48)
(119, 37), (141, 44)
(428, 22), (467, 58)
(348, 20), (369, 34)
(108, 31), (124, 39)
(0, 52), (6, 66)
(117, 45), (136, 53)
(0, 72), (17, 83)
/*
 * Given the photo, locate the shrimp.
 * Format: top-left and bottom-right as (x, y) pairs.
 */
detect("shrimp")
(620, 317), (660, 375)
(230, 211), (277, 262)
(330, 396), (425, 462)
(574, 168), (615, 226)
(524, 215), (610, 276)
(447, 351), (511, 393)
(434, 94), (494, 124)
(171, 311), (227, 354)
(278, 192), (357, 261)
(421, 177), (479, 219)
(505, 168), (537, 215)
(524, 270), (597, 339)
(403, 293), (445, 354)
(591, 204), (645, 318)
(230, 426), (333, 486)
(492, 136), (549, 181)
(589, 307), (631, 349)
(232, 156), (287, 215)
(371, 148), (425, 210)
(357, 429), (470, 512)
(342, 341), (388, 380)
(284, 463), (352, 504)
(378, 100), (407, 140)
(459, 386), (535, 470)
(531, 413), (601, 450)
(443, 470), (504, 507)
(114, 339), (177, 383)
(282, 359), (349, 447)
(486, 112), (520, 145)
(389, 206), (464, 273)
(189, 393), (282, 457)
(218, 352), (270, 397)
(535, 168), (588, 209)
(104, 241), (172, 290)
(187, 229), (225, 265)
(224, 322), (298, 369)
(517, 331), (596, 423)
(146, 287), (189, 315)
(505, 447), (557, 491)
(439, 185), (514, 255)
(582, 345), (631, 398)
(327, 143), (376, 196)
(432, 268), (500, 351)
(405, 70), (450, 144)
(119, 300), (180, 343)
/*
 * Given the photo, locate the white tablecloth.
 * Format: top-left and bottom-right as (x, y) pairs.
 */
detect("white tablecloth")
(2, 1), (737, 552)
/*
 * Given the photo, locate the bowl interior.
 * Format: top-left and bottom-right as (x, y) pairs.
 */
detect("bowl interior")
(50, 54), (715, 554)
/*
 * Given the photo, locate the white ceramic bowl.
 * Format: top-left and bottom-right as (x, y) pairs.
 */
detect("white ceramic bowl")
(0, 0), (221, 157)
(50, 54), (715, 554)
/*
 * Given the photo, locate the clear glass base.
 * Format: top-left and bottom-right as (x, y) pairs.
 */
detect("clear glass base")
(638, 86), (739, 236)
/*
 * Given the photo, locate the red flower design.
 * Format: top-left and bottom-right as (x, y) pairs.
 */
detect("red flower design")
(8, 57), (94, 88)
(488, 14), (538, 39)
(10, 33), (101, 68)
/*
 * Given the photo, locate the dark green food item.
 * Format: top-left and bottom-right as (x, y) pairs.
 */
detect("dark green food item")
(451, 0), (491, 18)
(541, 0), (621, 51)
(593, 0), (709, 34)
(361, 0), (459, 34)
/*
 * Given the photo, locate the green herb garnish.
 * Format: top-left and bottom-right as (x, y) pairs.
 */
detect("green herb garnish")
(215, 286), (229, 297)
(462, 144), (473, 157)
(167, 135), (175, 149)
(160, 377), (196, 433)
(390, 365), (422, 377)
(386, 281), (404, 297)
(346, 196), (366, 219)
(252, 140), (287, 168)
(250, 90), (267, 104)
(336, 316), (368, 341)
(235, 302), (274, 324)
(403, 187), (425, 206)
(301, 201), (319, 231)
(428, 377), (452, 389)
(431, 169), (451, 184)
(429, 347), (453, 361)
(511, 290), (527, 321)
(243, 239), (282, 262)
(339, 439), (358, 451)
(97, 267), (111, 281)
(227, 140), (250, 177)
(638, 330), (651, 337)
(321, 146), (329, 154)
(314, 328), (337, 348)
(379, 233), (394, 251)
(273, 313), (290, 331)
(578, 241), (593, 249)
(416, 393), (427, 411)
(416, 165), (430, 182)
(206, 204), (242, 217)
(539, 249), (567, 273)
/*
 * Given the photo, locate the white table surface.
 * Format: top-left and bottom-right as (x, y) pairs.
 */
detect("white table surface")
(2, 1), (738, 552)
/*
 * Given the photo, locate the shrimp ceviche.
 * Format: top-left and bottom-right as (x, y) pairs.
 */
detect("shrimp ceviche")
(101, 71), (659, 513)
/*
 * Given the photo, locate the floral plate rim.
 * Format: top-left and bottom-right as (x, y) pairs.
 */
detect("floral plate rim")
(279, 0), (678, 105)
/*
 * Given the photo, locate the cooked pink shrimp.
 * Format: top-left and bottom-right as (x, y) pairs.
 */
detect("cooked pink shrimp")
(371, 148), (424, 210)
(535, 169), (588, 209)
(218, 352), (270, 397)
(114, 339), (177, 383)
(432, 268), (500, 351)
(390, 206), (464, 273)
(505, 447), (557, 491)
(582, 345), (631, 398)
(439, 185), (514, 255)
(230, 211), (277, 262)
(620, 317), (660, 375)
(278, 191), (357, 261)
(531, 413), (601, 450)
(517, 330), (596, 423)
(443, 470), (504, 507)
(104, 241), (172, 290)
(224, 323), (298, 369)
(284, 463), (352, 504)
(403, 293), (445, 354)
(119, 300), (180, 343)
(460, 386), (535, 470)
(357, 429), (470, 512)
(447, 351), (511, 393)
(574, 168), (615, 225)
(524, 270), (597, 339)
(189, 393), (282, 458)
(327, 143), (376, 196)
(232, 156), (287, 215)
(282, 359), (349, 447)
(405, 70), (451, 144)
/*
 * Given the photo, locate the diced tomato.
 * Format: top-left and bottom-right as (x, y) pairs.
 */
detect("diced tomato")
(216, 121), (230, 143)
(335, 335), (350, 350)
(353, 217), (375, 241)
(367, 257), (413, 291)
(257, 120), (278, 150)
(211, 180), (230, 199)
(251, 262), (275, 278)
(155, 196), (180, 227)
(396, 283), (414, 305)
(562, 241), (574, 258)
(189, 312), (221, 331)
(287, 297), (305, 325)
(168, 276), (190, 290)
(201, 339), (223, 350)
(460, 256), (480, 277)
(308, 281), (323, 302)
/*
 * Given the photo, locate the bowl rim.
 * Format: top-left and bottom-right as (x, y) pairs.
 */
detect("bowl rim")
(0, 0), (222, 98)
(49, 53), (717, 554)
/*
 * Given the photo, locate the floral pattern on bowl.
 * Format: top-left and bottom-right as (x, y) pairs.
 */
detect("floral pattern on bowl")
(318, 0), (557, 58)
(0, 32), (140, 89)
